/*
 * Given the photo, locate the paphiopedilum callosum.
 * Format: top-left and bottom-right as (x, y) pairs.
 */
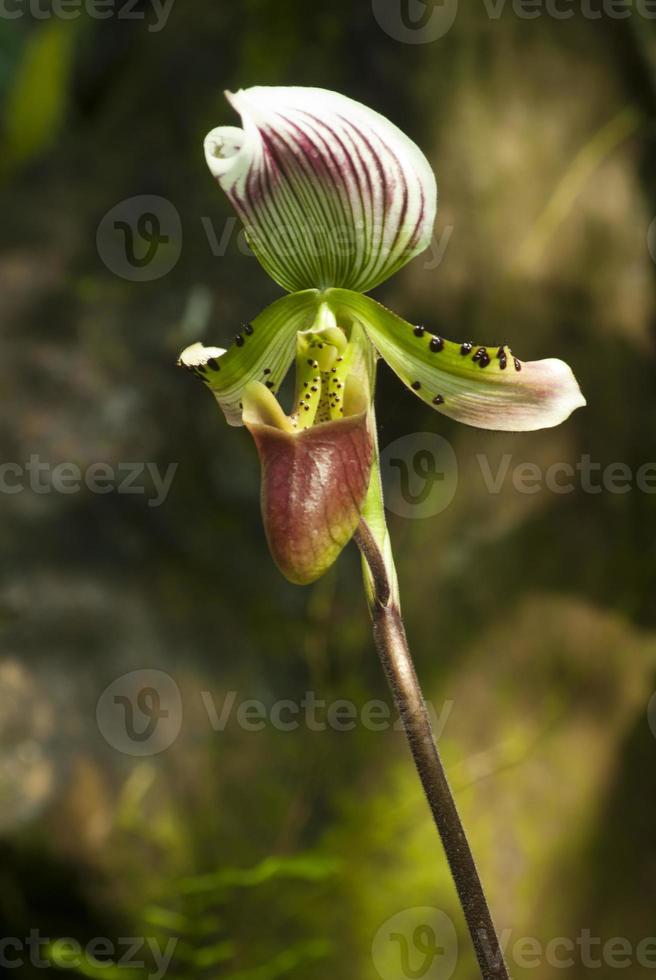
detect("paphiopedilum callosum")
(180, 86), (585, 586)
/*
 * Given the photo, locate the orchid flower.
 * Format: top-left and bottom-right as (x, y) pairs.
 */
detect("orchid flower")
(180, 86), (584, 585)
(179, 86), (585, 980)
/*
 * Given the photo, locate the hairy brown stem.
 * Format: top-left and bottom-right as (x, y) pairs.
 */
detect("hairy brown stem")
(355, 523), (511, 980)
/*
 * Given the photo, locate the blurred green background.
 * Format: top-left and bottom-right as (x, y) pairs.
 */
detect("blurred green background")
(2, 2), (656, 978)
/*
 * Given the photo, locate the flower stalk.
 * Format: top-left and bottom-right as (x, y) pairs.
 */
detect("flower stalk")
(356, 523), (511, 980)
(181, 84), (586, 980)
(354, 410), (511, 980)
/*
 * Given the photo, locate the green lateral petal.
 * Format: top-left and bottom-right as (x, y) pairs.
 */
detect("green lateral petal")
(204, 86), (437, 294)
(327, 290), (586, 432)
(178, 290), (320, 426)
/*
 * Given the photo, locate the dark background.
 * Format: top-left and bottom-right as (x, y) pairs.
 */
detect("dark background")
(1, 2), (656, 978)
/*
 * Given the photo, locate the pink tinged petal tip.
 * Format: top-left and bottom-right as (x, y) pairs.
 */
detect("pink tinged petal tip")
(204, 86), (437, 294)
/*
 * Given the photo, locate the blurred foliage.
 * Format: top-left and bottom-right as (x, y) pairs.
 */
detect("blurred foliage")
(46, 852), (336, 979)
(1, 4), (656, 980)
(1, 20), (76, 178)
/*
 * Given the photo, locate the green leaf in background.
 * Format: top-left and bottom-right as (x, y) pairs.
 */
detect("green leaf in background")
(1, 21), (76, 178)
(44, 853), (339, 980)
(179, 852), (342, 895)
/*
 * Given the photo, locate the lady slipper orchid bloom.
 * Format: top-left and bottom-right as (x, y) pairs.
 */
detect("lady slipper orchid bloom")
(180, 85), (585, 584)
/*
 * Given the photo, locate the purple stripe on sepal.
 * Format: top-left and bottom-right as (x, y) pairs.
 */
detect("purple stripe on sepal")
(204, 86), (437, 293)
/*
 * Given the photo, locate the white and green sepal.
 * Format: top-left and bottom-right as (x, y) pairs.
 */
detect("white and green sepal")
(204, 86), (437, 294)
